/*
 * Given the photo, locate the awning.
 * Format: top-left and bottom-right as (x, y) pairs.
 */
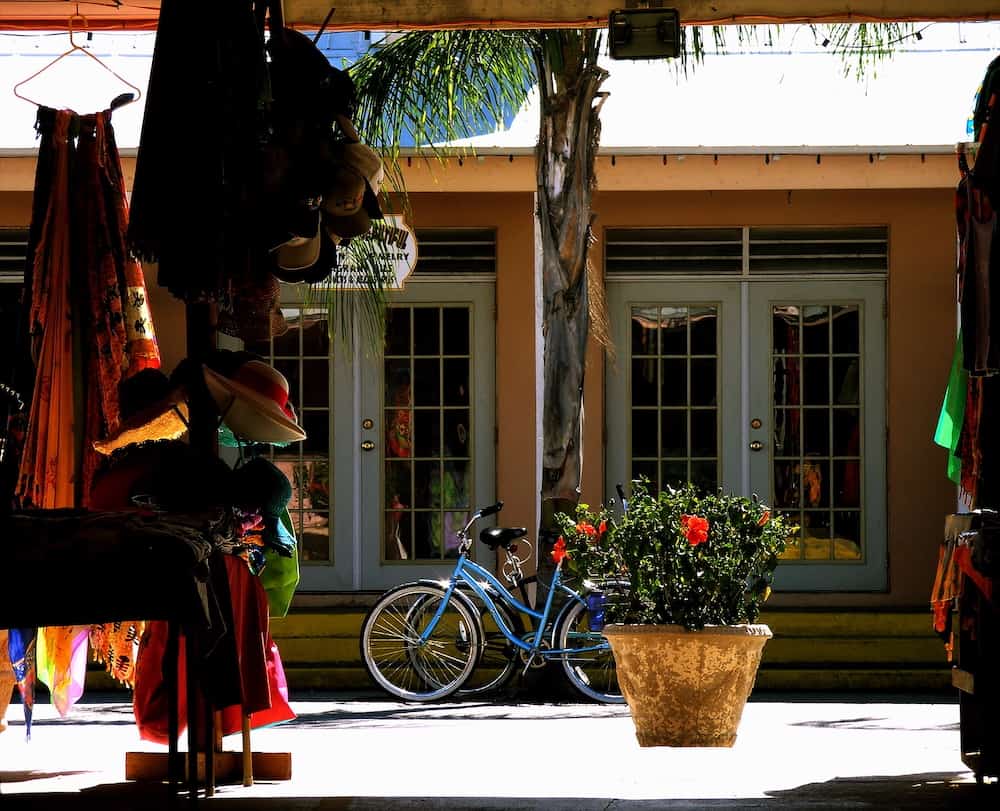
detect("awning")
(0, 1), (999, 32)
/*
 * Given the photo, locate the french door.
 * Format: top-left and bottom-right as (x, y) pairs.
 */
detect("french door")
(255, 278), (495, 591)
(359, 281), (496, 590)
(606, 279), (886, 591)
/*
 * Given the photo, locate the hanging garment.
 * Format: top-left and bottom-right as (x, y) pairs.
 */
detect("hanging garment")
(972, 54), (1000, 207)
(959, 179), (1000, 376)
(6, 628), (36, 738)
(127, 0), (272, 304)
(35, 625), (90, 717)
(0, 629), (15, 734)
(258, 508), (300, 618)
(935, 333), (969, 487)
(17, 106), (160, 507)
(75, 110), (160, 503)
(16, 108), (77, 510)
(133, 555), (294, 744)
(88, 620), (144, 688)
(16, 106), (161, 714)
(958, 377), (983, 505)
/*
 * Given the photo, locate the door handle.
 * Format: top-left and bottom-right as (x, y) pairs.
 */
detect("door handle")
(361, 440), (375, 451)
(749, 440), (765, 452)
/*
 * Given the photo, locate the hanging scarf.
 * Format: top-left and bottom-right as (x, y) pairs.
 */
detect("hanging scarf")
(6, 627), (37, 739)
(89, 620), (145, 687)
(35, 626), (90, 717)
(76, 110), (160, 502)
(15, 107), (161, 719)
(16, 109), (77, 509)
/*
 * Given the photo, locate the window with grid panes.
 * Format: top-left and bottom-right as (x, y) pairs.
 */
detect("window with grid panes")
(245, 308), (332, 563)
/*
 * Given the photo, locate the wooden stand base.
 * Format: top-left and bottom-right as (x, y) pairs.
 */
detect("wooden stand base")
(125, 751), (292, 784)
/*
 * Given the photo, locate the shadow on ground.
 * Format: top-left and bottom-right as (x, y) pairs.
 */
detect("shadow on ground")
(0, 771), (992, 810)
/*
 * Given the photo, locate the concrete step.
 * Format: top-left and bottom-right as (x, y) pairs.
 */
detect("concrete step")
(84, 608), (953, 694)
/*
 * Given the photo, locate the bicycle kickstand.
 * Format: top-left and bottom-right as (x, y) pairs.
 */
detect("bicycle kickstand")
(521, 652), (543, 676)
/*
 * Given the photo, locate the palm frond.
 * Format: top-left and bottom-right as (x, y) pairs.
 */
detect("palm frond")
(813, 22), (917, 80)
(332, 30), (535, 355)
(351, 30), (535, 156)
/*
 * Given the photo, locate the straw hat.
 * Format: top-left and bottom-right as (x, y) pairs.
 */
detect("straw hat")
(93, 369), (189, 455)
(202, 360), (306, 444)
(218, 273), (289, 343)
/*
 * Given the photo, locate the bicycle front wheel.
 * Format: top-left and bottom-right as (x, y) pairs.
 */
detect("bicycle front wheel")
(555, 598), (625, 704)
(361, 583), (481, 702)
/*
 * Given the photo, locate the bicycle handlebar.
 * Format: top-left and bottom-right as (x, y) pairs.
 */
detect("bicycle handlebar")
(458, 501), (505, 544)
(479, 501), (503, 518)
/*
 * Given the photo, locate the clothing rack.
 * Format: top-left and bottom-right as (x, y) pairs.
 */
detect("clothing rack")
(948, 50), (1000, 783)
(943, 513), (1000, 784)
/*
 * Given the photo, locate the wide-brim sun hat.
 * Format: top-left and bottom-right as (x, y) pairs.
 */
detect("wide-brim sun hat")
(93, 369), (190, 455)
(202, 360), (306, 444)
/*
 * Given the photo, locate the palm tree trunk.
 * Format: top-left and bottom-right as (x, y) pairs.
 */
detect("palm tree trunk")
(532, 31), (607, 608)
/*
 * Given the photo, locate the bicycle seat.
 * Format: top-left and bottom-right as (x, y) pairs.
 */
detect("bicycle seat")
(480, 526), (527, 550)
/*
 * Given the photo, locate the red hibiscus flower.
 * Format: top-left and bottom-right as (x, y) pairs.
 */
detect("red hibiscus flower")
(552, 536), (569, 565)
(758, 510), (771, 527)
(681, 514), (710, 546)
(598, 520), (608, 535)
(576, 521), (597, 538)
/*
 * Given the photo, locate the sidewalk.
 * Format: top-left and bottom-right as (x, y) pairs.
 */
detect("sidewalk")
(0, 690), (991, 809)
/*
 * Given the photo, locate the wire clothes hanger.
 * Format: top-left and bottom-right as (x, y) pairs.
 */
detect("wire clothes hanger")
(12, 13), (142, 111)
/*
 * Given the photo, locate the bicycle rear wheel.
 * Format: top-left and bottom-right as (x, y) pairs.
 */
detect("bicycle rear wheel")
(555, 598), (625, 704)
(457, 593), (524, 696)
(361, 583), (481, 702)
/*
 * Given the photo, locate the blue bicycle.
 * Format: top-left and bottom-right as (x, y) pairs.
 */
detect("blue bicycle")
(360, 501), (625, 703)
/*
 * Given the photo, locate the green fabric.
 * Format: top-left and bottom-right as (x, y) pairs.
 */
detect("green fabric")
(259, 508), (300, 618)
(218, 424), (291, 449)
(934, 333), (967, 485)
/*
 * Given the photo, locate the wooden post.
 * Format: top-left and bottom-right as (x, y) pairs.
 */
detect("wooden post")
(184, 300), (219, 457)
(242, 714), (254, 786)
(165, 621), (180, 792)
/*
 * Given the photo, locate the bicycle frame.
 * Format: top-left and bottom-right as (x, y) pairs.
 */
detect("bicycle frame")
(418, 552), (607, 659)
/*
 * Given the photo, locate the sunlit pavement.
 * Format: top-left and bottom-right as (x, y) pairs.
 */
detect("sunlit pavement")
(0, 690), (993, 809)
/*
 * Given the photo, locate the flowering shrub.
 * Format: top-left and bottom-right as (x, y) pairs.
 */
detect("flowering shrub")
(555, 479), (794, 630)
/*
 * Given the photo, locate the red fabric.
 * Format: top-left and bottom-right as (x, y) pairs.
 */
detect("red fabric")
(132, 559), (294, 744)
(954, 545), (994, 603)
(233, 364), (289, 411)
(88, 459), (148, 510)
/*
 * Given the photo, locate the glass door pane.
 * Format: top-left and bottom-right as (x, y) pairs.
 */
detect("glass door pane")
(361, 282), (495, 590)
(629, 305), (720, 493)
(245, 308), (333, 563)
(606, 282), (741, 503)
(383, 305), (473, 561)
(770, 304), (862, 562)
(749, 281), (886, 591)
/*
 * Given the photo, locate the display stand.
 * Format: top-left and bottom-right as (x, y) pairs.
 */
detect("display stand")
(947, 125), (1000, 785)
(946, 515), (1000, 784)
(122, 301), (293, 795)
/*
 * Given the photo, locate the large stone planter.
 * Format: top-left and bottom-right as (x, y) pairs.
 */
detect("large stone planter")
(602, 623), (772, 747)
